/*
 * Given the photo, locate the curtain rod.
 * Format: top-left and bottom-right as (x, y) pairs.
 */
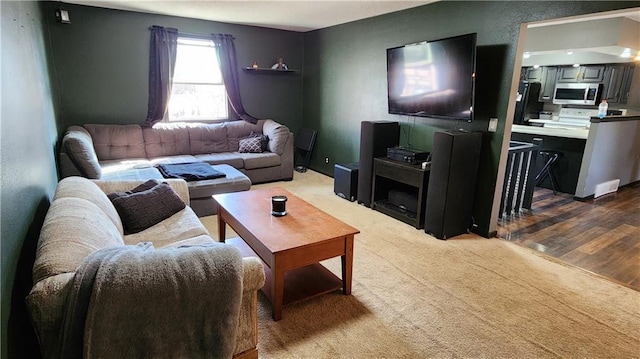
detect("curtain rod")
(148, 26), (234, 40)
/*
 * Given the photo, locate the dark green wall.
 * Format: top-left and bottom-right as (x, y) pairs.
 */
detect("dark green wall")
(302, 1), (639, 237)
(40, 2), (305, 133)
(1, 1), (60, 358)
(2, 1), (639, 357)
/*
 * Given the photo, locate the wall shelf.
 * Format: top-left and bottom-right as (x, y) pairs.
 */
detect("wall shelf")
(243, 67), (297, 74)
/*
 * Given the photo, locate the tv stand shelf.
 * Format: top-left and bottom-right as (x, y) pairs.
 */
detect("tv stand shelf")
(371, 157), (430, 229)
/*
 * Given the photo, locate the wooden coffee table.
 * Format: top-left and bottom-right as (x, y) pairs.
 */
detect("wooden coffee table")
(213, 187), (359, 321)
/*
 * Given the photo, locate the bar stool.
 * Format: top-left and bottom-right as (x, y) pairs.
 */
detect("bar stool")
(535, 150), (562, 194)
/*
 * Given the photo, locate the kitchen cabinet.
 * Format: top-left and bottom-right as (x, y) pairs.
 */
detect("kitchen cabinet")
(620, 64), (635, 105)
(602, 64), (629, 104)
(557, 65), (605, 83)
(523, 67), (544, 82)
(521, 66), (558, 102)
(539, 66), (559, 102)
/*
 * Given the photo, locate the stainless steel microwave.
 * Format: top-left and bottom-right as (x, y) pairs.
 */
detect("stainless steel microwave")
(552, 83), (602, 105)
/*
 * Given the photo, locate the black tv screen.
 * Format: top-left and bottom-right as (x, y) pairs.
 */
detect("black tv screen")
(387, 33), (477, 121)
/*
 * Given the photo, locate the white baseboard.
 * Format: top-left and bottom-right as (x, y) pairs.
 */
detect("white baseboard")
(594, 179), (620, 198)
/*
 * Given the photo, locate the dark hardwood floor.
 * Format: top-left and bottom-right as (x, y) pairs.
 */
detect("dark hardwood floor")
(497, 182), (640, 291)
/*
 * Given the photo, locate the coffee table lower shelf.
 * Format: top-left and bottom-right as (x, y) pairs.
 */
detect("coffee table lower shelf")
(226, 237), (343, 306)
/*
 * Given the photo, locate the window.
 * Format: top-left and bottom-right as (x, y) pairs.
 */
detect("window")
(166, 37), (228, 122)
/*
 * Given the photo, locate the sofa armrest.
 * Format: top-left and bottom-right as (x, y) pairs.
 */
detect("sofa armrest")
(60, 126), (102, 179)
(92, 179), (191, 205)
(242, 257), (266, 292)
(26, 273), (76, 359)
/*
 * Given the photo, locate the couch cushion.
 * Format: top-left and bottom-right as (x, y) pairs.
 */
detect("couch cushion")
(225, 120), (264, 152)
(109, 182), (186, 234)
(84, 124), (146, 160)
(33, 198), (124, 283)
(193, 153), (244, 169)
(62, 126), (102, 179)
(142, 123), (191, 158)
(262, 119), (290, 155)
(123, 206), (210, 247)
(53, 177), (124, 236)
(158, 234), (216, 249)
(150, 155), (200, 165)
(238, 152), (281, 170)
(188, 123), (229, 154)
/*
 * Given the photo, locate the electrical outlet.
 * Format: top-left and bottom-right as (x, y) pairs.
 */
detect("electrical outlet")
(488, 118), (498, 132)
(325, 157), (329, 164)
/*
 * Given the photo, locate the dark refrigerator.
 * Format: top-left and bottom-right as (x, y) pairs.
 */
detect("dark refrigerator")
(514, 81), (543, 124)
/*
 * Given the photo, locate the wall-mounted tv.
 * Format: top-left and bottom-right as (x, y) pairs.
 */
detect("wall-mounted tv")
(387, 33), (477, 121)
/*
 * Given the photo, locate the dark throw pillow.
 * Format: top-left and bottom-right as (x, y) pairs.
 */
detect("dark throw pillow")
(239, 136), (263, 153)
(107, 179), (159, 201)
(249, 131), (269, 152)
(108, 182), (186, 234)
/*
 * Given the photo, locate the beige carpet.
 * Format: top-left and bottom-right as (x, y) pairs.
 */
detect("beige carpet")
(200, 170), (639, 358)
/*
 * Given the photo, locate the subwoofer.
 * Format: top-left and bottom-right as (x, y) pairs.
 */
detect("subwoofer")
(424, 130), (482, 239)
(334, 163), (359, 201)
(357, 121), (400, 207)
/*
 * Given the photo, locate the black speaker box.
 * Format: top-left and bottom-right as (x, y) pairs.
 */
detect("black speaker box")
(334, 163), (359, 201)
(357, 121), (400, 207)
(424, 130), (482, 240)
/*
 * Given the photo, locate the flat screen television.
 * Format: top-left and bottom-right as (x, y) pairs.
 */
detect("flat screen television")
(387, 33), (477, 121)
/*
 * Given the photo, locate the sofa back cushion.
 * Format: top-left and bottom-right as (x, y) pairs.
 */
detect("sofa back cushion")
(84, 124), (146, 161)
(262, 119), (290, 155)
(188, 123), (229, 154)
(61, 126), (102, 179)
(33, 197), (124, 283)
(53, 177), (124, 236)
(142, 123), (191, 158)
(225, 120), (264, 152)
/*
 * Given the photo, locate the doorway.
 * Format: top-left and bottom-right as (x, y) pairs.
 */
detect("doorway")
(495, 8), (640, 291)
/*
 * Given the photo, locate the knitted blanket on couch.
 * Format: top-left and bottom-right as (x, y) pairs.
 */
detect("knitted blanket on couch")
(59, 242), (244, 359)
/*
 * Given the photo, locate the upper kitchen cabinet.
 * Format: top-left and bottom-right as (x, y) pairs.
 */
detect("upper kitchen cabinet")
(522, 67), (544, 82)
(602, 64), (630, 104)
(520, 66), (559, 102)
(557, 65), (605, 83)
(620, 65), (636, 105)
(539, 66), (559, 102)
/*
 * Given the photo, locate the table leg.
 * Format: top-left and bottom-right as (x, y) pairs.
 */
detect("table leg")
(341, 235), (354, 295)
(272, 266), (284, 321)
(217, 211), (226, 243)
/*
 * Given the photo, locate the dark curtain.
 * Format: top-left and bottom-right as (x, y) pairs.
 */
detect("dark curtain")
(212, 33), (260, 124)
(142, 25), (178, 128)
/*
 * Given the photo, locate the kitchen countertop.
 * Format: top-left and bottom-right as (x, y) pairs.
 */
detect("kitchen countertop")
(590, 115), (640, 123)
(511, 124), (589, 140)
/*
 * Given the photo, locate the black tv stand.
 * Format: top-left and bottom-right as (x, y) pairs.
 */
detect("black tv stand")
(371, 157), (430, 229)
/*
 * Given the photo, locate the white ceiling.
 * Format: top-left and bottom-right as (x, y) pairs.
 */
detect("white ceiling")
(523, 8), (640, 66)
(63, 0), (436, 32)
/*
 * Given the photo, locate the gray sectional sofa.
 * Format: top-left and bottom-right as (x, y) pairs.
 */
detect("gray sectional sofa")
(60, 119), (294, 184)
(59, 119), (294, 215)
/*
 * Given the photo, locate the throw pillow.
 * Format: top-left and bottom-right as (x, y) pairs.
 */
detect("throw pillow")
(107, 179), (159, 201)
(249, 131), (269, 152)
(239, 136), (263, 153)
(108, 182), (186, 234)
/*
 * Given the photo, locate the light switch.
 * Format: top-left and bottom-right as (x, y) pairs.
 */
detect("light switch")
(488, 118), (498, 132)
